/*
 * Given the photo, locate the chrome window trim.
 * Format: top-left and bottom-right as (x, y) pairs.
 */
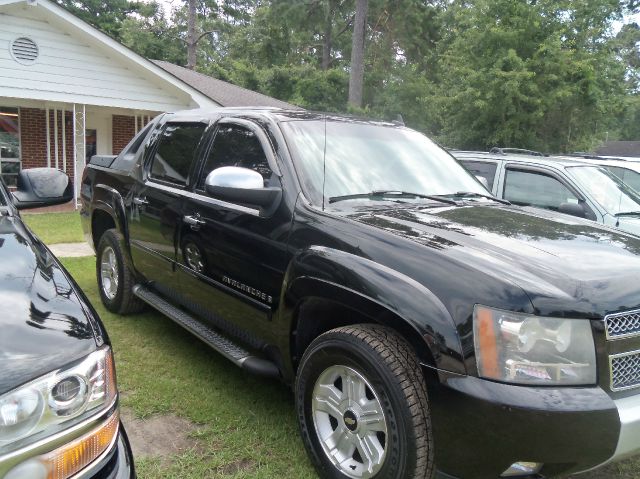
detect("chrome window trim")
(604, 309), (640, 341)
(144, 180), (261, 217)
(0, 399), (118, 475)
(609, 348), (640, 392)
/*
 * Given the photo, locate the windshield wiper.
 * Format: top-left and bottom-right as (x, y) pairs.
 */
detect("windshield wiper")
(432, 191), (511, 205)
(615, 211), (640, 217)
(328, 190), (459, 205)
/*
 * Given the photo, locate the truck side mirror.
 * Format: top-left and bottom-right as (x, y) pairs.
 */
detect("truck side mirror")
(558, 202), (587, 219)
(12, 168), (73, 210)
(204, 166), (281, 210)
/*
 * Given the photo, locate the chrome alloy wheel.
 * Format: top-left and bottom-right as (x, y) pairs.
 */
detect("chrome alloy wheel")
(100, 246), (119, 300)
(184, 243), (204, 273)
(312, 365), (388, 478)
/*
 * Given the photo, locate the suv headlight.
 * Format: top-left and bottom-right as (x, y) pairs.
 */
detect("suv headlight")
(473, 305), (596, 386)
(0, 346), (117, 454)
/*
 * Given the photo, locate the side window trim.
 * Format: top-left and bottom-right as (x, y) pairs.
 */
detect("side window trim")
(144, 120), (210, 189)
(145, 180), (261, 217)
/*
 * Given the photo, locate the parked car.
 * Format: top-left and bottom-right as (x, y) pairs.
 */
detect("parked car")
(0, 168), (134, 479)
(574, 156), (640, 193)
(81, 108), (640, 479)
(455, 150), (640, 235)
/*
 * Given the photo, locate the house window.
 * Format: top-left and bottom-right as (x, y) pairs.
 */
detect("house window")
(0, 107), (20, 187)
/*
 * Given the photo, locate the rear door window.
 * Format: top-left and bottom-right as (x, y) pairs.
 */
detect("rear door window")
(459, 160), (498, 189)
(504, 169), (579, 211)
(149, 122), (207, 186)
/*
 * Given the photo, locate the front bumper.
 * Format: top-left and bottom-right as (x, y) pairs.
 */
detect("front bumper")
(589, 394), (640, 469)
(425, 368), (640, 479)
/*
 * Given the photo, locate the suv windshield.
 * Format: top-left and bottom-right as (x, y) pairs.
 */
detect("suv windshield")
(281, 120), (487, 206)
(567, 166), (640, 216)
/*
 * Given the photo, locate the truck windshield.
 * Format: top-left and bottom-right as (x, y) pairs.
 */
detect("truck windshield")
(281, 119), (487, 206)
(567, 166), (640, 216)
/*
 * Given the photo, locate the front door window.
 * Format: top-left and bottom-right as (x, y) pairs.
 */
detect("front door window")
(504, 169), (579, 211)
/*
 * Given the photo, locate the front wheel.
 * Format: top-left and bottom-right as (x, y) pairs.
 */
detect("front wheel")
(96, 229), (144, 315)
(295, 325), (434, 479)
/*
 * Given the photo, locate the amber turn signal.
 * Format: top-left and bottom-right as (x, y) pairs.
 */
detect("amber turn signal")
(474, 305), (500, 379)
(42, 410), (119, 479)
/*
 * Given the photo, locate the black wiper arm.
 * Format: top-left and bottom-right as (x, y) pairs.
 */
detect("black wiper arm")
(615, 211), (640, 217)
(435, 191), (511, 205)
(328, 190), (459, 205)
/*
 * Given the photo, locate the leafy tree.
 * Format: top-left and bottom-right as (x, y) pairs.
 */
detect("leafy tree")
(427, 0), (629, 152)
(53, 0), (141, 39)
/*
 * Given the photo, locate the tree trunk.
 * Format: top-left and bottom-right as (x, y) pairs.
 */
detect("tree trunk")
(186, 0), (197, 70)
(321, 2), (333, 70)
(348, 0), (367, 108)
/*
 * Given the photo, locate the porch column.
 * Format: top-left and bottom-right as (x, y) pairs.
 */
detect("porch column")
(72, 104), (86, 208)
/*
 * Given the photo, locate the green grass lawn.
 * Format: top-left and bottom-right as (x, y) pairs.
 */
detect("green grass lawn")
(23, 211), (84, 244)
(59, 256), (640, 478)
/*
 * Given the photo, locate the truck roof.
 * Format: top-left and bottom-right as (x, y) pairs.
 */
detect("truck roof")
(452, 150), (597, 168)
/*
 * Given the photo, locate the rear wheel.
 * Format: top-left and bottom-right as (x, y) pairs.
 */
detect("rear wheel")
(96, 229), (144, 314)
(295, 325), (434, 479)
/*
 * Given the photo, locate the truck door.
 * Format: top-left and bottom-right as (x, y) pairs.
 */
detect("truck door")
(128, 121), (208, 300)
(175, 119), (292, 342)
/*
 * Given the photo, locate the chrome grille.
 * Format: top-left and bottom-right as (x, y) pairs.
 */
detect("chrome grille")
(604, 309), (640, 340)
(610, 350), (640, 392)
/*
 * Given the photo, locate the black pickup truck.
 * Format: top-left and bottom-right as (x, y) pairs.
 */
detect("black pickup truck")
(81, 108), (640, 479)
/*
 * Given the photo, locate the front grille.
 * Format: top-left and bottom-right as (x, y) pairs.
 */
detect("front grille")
(610, 350), (640, 392)
(605, 309), (640, 340)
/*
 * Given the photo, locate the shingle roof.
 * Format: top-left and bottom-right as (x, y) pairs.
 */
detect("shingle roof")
(152, 60), (301, 110)
(595, 141), (640, 157)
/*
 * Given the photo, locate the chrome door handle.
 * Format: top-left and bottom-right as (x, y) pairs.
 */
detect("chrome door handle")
(183, 215), (205, 230)
(133, 196), (149, 206)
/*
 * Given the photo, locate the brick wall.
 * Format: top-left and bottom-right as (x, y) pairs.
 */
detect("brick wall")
(19, 108), (47, 170)
(20, 108), (74, 176)
(112, 115), (135, 155)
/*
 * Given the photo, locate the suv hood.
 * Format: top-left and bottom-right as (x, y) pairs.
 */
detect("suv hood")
(0, 215), (99, 395)
(346, 203), (640, 317)
(611, 215), (640, 237)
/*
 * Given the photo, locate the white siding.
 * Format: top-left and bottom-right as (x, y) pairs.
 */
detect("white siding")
(0, 6), (193, 111)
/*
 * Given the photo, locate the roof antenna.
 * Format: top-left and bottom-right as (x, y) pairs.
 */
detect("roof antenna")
(395, 114), (405, 126)
(321, 115), (327, 211)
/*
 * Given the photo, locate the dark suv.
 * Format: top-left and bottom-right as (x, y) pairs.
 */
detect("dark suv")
(0, 169), (134, 479)
(81, 109), (640, 479)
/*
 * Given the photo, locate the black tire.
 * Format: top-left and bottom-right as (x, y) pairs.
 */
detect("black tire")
(295, 325), (434, 479)
(96, 229), (144, 315)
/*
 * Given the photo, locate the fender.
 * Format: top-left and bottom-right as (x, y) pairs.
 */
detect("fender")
(90, 183), (133, 267)
(278, 245), (466, 378)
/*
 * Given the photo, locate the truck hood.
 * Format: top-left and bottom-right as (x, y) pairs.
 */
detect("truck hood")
(0, 215), (98, 395)
(345, 203), (640, 317)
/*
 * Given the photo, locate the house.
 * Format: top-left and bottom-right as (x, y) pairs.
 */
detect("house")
(0, 0), (297, 204)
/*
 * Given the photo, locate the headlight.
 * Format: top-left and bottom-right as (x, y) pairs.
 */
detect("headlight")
(473, 305), (596, 386)
(0, 346), (116, 454)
